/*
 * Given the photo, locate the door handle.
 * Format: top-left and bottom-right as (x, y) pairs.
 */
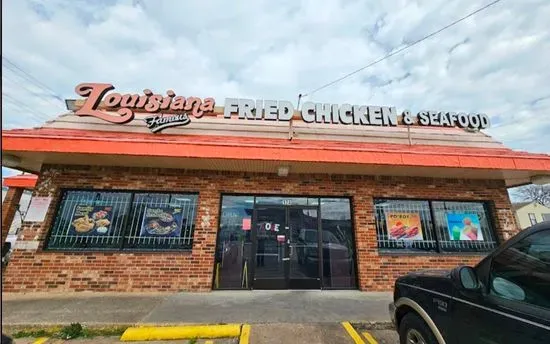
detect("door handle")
(282, 258), (290, 261)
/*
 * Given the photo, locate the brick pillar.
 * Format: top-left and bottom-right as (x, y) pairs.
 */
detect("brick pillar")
(2, 187), (24, 249)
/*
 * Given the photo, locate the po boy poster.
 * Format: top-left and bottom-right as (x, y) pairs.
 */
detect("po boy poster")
(446, 213), (484, 241)
(386, 212), (424, 240)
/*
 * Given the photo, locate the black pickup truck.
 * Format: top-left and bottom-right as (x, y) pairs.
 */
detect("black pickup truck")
(390, 222), (550, 344)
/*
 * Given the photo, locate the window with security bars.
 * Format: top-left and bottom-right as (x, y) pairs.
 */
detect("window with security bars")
(374, 199), (498, 253)
(432, 201), (498, 252)
(374, 199), (436, 252)
(46, 190), (198, 251)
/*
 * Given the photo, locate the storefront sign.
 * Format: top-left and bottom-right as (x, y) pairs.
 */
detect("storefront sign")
(140, 206), (183, 237)
(144, 114), (190, 133)
(69, 205), (113, 235)
(24, 196), (52, 222)
(73, 83), (491, 131)
(386, 212), (423, 240)
(446, 213), (484, 241)
(74, 83), (215, 127)
(224, 98), (490, 129)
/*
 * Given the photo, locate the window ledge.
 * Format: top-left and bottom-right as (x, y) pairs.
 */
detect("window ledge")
(40, 248), (193, 255)
(377, 249), (490, 256)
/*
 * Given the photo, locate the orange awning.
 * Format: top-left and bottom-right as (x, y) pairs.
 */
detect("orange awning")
(2, 173), (38, 189)
(3, 128), (550, 172)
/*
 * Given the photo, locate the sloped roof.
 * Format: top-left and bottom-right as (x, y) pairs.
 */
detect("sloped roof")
(39, 112), (506, 149)
(512, 201), (533, 211)
(512, 201), (550, 211)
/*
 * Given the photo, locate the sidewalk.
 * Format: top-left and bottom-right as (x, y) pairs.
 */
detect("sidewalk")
(2, 290), (392, 325)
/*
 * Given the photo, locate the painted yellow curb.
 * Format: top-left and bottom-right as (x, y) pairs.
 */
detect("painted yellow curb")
(120, 324), (241, 341)
(239, 324), (251, 344)
(362, 331), (379, 344)
(341, 322), (366, 344)
(32, 338), (50, 344)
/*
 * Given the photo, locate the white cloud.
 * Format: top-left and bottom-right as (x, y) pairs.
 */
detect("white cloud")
(2, 0), (550, 154)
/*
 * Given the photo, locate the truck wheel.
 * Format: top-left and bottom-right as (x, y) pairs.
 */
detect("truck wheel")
(399, 312), (438, 344)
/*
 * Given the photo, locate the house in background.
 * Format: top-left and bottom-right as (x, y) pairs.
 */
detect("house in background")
(513, 201), (550, 229)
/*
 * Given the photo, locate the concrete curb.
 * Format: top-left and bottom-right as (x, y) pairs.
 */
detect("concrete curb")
(120, 324), (242, 341)
(351, 321), (394, 330)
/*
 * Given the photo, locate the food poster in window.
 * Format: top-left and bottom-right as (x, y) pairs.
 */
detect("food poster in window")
(386, 212), (424, 240)
(140, 206), (183, 237)
(446, 213), (484, 241)
(69, 205), (113, 236)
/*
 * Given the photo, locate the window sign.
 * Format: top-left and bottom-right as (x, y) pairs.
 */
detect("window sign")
(242, 217), (251, 231)
(25, 196), (52, 222)
(140, 206), (183, 237)
(386, 212), (424, 241)
(258, 222), (281, 232)
(446, 213), (484, 241)
(69, 205), (113, 236)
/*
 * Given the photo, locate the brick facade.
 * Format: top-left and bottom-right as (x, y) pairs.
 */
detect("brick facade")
(2, 164), (519, 293)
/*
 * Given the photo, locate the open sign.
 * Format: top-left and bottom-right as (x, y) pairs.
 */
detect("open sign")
(258, 222), (281, 232)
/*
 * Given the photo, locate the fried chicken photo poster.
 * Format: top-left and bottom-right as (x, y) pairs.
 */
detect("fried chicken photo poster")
(446, 213), (484, 241)
(386, 212), (424, 240)
(140, 206), (183, 237)
(69, 205), (113, 236)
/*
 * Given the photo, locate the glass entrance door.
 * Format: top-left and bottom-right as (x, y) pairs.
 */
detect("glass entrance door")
(288, 207), (320, 289)
(252, 206), (320, 289)
(253, 207), (288, 289)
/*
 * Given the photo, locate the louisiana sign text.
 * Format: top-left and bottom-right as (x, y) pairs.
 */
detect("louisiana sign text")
(73, 83), (491, 132)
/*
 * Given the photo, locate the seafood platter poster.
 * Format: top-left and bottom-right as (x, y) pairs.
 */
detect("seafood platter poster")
(69, 205), (113, 236)
(446, 213), (484, 241)
(140, 206), (183, 237)
(386, 212), (424, 240)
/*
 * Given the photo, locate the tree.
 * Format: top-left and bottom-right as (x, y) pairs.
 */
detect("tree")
(515, 184), (550, 206)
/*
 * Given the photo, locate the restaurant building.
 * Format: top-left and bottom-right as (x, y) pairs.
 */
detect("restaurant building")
(2, 83), (550, 292)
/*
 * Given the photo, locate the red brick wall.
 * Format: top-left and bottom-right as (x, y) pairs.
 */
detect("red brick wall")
(2, 165), (519, 293)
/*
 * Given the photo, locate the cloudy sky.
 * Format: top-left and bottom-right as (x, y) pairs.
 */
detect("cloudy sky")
(2, 0), (550, 191)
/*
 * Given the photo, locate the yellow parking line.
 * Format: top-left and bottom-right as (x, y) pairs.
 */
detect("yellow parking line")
(239, 324), (251, 344)
(362, 331), (379, 344)
(205, 341), (214, 344)
(341, 322), (365, 344)
(32, 338), (49, 344)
